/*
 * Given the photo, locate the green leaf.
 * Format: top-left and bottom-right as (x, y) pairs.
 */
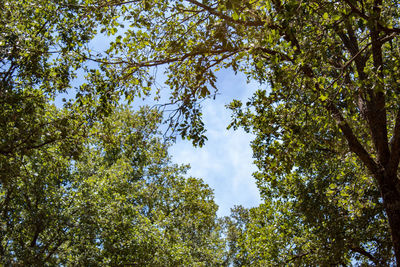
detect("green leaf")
(232, 11), (239, 20)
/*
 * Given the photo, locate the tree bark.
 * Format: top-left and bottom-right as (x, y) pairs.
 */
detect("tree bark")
(377, 171), (400, 264)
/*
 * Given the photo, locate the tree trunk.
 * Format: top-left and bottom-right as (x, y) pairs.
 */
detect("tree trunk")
(378, 172), (400, 264)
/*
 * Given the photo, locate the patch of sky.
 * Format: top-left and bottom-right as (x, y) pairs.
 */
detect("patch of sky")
(169, 69), (263, 216)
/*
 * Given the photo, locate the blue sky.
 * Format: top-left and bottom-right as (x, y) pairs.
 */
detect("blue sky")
(169, 71), (261, 217)
(129, 68), (262, 217)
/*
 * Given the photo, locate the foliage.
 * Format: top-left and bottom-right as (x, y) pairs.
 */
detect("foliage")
(224, 164), (393, 265)
(0, 106), (226, 265)
(81, 0), (400, 264)
(1, 2), (226, 264)
(0, 0), (149, 160)
(3, 0), (400, 265)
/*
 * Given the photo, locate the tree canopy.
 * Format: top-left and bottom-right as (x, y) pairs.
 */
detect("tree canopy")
(1, 1), (226, 265)
(0, 104), (227, 265)
(2, 0), (400, 265)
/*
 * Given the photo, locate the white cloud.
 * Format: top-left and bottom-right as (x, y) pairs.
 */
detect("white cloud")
(169, 71), (263, 217)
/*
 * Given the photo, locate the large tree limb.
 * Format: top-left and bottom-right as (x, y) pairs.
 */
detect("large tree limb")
(364, 0), (390, 166)
(296, 42), (379, 176)
(387, 110), (400, 175)
(325, 100), (379, 176)
(349, 246), (379, 265)
(336, 13), (390, 168)
(335, 27), (367, 79)
(364, 94), (389, 167)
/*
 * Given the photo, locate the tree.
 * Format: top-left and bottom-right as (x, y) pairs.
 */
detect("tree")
(220, 205), (252, 266)
(85, 0), (400, 264)
(223, 160), (393, 265)
(0, 106), (226, 265)
(1, 1), (227, 264)
(0, 0), (144, 161)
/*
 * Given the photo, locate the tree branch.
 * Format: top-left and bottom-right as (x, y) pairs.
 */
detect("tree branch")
(325, 100), (379, 176)
(335, 27), (367, 79)
(285, 251), (312, 264)
(342, 0), (369, 20)
(296, 45), (379, 176)
(85, 47), (243, 68)
(349, 245), (379, 265)
(184, 0), (266, 27)
(365, 0), (390, 167)
(342, 0), (400, 34)
(256, 47), (294, 62)
(388, 110), (400, 175)
(335, 13), (390, 168)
